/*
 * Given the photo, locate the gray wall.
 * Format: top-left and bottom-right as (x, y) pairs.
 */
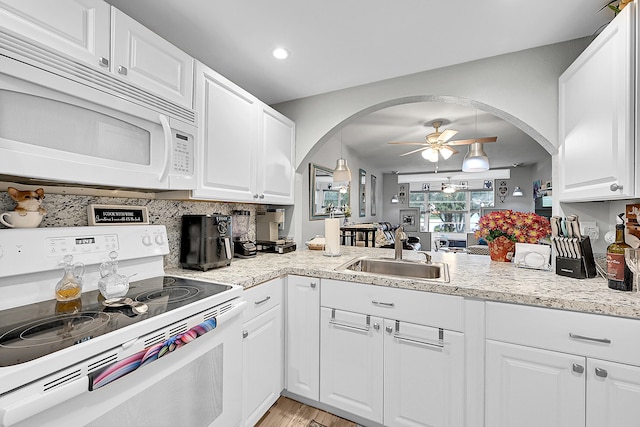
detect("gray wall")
(273, 38), (592, 247)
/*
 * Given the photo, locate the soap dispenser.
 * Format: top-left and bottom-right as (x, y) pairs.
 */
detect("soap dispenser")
(55, 254), (84, 302)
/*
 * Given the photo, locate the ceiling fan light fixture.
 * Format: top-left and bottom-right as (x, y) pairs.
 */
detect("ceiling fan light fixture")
(462, 142), (490, 172)
(333, 158), (352, 182)
(442, 185), (456, 194)
(440, 145), (455, 160)
(421, 147), (439, 162)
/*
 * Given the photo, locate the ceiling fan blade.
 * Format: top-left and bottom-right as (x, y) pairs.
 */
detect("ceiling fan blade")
(447, 136), (498, 146)
(388, 141), (428, 145)
(399, 146), (429, 157)
(437, 129), (458, 143)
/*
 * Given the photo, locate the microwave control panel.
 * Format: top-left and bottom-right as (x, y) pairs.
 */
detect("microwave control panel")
(172, 132), (194, 175)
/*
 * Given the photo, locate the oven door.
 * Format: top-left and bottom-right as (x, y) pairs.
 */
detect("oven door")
(4, 304), (244, 427)
(0, 58), (195, 190)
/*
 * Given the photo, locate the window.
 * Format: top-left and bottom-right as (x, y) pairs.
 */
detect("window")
(409, 189), (494, 233)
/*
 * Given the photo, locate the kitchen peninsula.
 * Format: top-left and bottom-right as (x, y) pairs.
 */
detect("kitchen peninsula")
(167, 247), (640, 319)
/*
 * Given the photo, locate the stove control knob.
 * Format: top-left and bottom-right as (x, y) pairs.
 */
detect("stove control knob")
(142, 235), (153, 246)
(155, 234), (166, 245)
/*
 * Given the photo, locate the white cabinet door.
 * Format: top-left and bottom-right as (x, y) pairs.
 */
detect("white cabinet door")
(111, 8), (194, 108)
(257, 106), (295, 205)
(0, 0), (110, 67)
(285, 276), (320, 400)
(486, 340), (585, 427)
(384, 320), (464, 427)
(587, 359), (640, 427)
(242, 304), (283, 427)
(320, 307), (383, 423)
(558, 4), (635, 201)
(193, 62), (260, 202)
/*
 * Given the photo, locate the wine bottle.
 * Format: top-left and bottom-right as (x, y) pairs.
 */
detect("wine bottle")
(606, 222), (632, 291)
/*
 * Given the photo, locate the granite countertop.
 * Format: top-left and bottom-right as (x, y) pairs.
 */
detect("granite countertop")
(165, 247), (640, 320)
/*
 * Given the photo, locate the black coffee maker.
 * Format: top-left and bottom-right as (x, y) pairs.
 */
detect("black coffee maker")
(180, 214), (233, 271)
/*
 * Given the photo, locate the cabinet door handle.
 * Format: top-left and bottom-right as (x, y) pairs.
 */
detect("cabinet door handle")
(259, 194), (265, 199)
(572, 363), (584, 374)
(372, 301), (395, 307)
(392, 320), (444, 351)
(385, 326), (393, 333)
(310, 282), (317, 289)
(595, 367), (608, 378)
(98, 57), (109, 67)
(253, 194), (259, 199)
(254, 296), (271, 306)
(118, 65), (128, 75)
(329, 309), (370, 332)
(610, 183), (623, 192)
(569, 333), (611, 344)
(242, 330), (248, 339)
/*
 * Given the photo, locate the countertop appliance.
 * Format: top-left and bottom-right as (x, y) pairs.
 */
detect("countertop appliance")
(232, 210), (256, 258)
(0, 30), (196, 190)
(0, 225), (245, 427)
(180, 214), (234, 270)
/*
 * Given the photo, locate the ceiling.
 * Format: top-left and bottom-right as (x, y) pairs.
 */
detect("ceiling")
(105, 0), (612, 174)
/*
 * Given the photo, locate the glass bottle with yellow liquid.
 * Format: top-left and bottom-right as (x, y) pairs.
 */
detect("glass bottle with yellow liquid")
(607, 221), (633, 291)
(55, 254), (84, 301)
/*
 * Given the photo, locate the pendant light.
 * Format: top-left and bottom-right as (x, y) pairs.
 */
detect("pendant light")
(512, 186), (524, 197)
(462, 110), (490, 172)
(333, 128), (352, 182)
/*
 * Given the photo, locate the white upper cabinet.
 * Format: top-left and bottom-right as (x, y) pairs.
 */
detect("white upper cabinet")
(111, 8), (194, 108)
(0, 0), (110, 66)
(558, 4), (636, 201)
(0, 0), (194, 111)
(192, 61), (295, 204)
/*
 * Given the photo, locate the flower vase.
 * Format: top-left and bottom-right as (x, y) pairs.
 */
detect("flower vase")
(488, 236), (516, 262)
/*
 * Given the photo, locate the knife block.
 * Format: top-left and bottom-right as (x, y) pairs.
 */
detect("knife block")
(555, 236), (597, 279)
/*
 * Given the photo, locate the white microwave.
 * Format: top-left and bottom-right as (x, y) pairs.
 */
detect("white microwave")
(0, 33), (196, 190)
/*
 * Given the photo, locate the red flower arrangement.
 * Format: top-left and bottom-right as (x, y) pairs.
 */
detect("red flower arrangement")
(475, 210), (551, 244)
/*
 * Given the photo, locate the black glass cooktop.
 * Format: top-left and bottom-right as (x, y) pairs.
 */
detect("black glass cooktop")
(0, 276), (232, 367)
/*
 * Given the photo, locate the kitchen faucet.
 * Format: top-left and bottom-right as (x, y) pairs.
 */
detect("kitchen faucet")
(394, 226), (407, 260)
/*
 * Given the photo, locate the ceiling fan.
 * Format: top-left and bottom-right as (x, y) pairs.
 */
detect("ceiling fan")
(388, 120), (498, 162)
(441, 177), (469, 193)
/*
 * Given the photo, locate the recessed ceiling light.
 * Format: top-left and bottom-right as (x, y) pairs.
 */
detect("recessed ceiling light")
(272, 47), (289, 59)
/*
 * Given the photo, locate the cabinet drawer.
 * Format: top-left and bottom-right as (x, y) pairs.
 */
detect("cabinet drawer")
(486, 302), (640, 366)
(243, 278), (282, 322)
(321, 279), (463, 332)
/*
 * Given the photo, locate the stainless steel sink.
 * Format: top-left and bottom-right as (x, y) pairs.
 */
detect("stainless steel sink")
(335, 257), (449, 282)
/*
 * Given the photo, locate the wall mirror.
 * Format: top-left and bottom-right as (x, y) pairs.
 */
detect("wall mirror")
(359, 168), (366, 217)
(309, 163), (350, 220)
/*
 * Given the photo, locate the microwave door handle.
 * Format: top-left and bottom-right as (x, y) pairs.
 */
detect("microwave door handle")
(158, 114), (172, 183)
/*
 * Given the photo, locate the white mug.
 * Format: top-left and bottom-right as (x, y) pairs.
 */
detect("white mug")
(0, 211), (44, 228)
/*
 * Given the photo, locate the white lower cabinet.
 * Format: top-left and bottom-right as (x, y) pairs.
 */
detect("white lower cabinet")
(242, 279), (283, 427)
(384, 319), (465, 427)
(486, 301), (640, 427)
(486, 340), (585, 427)
(320, 308), (384, 422)
(285, 276), (320, 400)
(319, 279), (465, 426)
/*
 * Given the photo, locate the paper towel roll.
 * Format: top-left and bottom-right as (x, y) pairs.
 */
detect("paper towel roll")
(324, 218), (341, 256)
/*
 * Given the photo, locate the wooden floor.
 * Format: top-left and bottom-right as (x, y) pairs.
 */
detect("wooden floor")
(254, 396), (357, 427)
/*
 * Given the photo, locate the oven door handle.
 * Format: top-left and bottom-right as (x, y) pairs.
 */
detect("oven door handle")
(1, 377), (88, 427)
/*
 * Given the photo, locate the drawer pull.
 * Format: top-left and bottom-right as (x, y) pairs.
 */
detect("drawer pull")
(572, 363), (584, 374)
(254, 296), (271, 306)
(329, 308), (370, 332)
(569, 333), (611, 345)
(595, 367), (608, 378)
(372, 301), (395, 307)
(393, 320), (444, 351)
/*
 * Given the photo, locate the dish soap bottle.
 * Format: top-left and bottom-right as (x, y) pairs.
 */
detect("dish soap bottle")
(606, 214), (632, 291)
(98, 251), (129, 299)
(55, 254), (84, 301)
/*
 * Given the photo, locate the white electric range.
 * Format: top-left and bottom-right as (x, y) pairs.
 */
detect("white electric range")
(0, 225), (245, 427)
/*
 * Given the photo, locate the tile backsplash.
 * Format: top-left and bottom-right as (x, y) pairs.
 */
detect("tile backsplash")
(0, 192), (257, 268)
